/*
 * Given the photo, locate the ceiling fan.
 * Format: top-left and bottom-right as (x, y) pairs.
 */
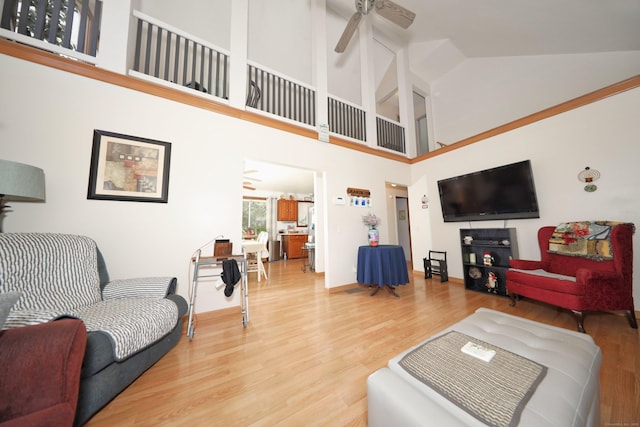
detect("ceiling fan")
(242, 169), (262, 191)
(335, 0), (416, 53)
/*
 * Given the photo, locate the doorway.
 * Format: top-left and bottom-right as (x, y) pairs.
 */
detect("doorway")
(385, 183), (411, 261)
(395, 197), (411, 261)
(242, 159), (320, 272)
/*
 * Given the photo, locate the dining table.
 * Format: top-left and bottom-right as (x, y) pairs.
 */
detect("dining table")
(241, 239), (268, 281)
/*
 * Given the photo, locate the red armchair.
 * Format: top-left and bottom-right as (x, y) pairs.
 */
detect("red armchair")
(506, 223), (637, 333)
(0, 319), (87, 427)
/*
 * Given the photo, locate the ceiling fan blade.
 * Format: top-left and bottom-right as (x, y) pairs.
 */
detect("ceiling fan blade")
(243, 185), (256, 191)
(335, 12), (362, 53)
(243, 176), (262, 182)
(375, 0), (415, 29)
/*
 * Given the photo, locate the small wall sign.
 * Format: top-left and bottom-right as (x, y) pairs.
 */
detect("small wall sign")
(346, 187), (370, 197)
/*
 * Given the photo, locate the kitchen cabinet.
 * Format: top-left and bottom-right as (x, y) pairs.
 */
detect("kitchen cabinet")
(277, 199), (298, 222)
(282, 234), (307, 259)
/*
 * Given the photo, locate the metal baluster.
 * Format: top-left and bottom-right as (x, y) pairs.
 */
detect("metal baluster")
(173, 35), (181, 85)
(276, 76), (281, 117)
(62, 1), (75, 49)
(144, 22), (152, 75)
(181, 39), (188, 85)
(33, 0), (47, 40)
(207, 47), (213, 97)
(0, 0), (15, 30)
(269, 73), (274, 114)
(154, 27), (162, 78)
(76, 0), (89, 53)
(198, 44), (204, 90)
(88, 0), (101, 56)
(215, 51), (221, 98)
(17, 0), (29, 35)
(259, 68), (265, 110)
(164, 31), (172, 82)
(305, 86), (309, 124)
(328, 98), (334, 133)
(134, 18), (142, 72)
(222, 53), (228, 99)
(47, 0), (62, 44)
(311, 90), (316, 126)
(190, 41), (197, 86)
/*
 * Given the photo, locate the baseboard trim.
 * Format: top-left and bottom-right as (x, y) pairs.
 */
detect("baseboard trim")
(181, 307), (238, 332)
(328, 283), (361, 294)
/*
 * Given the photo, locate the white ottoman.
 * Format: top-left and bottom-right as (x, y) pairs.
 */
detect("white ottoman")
(367, 308), (601, 427)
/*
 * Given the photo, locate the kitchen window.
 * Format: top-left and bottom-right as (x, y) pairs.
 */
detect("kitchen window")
(242, 197), (266, 237)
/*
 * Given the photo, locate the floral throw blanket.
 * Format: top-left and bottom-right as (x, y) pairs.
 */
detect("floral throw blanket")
(548, 221), (626, 261)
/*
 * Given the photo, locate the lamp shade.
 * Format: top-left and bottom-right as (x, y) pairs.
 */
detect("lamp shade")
(0, 159), (46, 201)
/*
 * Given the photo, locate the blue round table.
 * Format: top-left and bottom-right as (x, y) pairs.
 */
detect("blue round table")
(357, 245), (409, 296)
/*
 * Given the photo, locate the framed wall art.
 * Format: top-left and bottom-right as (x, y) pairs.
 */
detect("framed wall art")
(87, 130), (171, 203)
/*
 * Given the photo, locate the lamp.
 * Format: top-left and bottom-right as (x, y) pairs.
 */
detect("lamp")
(0, 159), (46, 232)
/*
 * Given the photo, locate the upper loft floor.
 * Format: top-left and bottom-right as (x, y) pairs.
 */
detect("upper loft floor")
(0, 0), (422, 158)
(2, 0), (639, 163)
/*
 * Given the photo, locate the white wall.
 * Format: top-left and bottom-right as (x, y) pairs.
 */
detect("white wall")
(430, 51), (640, 144)
(247, 0), (313, 84)
(0, 54), (409, 314)
(326, 5), (362, 105)
(138, 0), (232, 50)
(409, 86), (640, 305)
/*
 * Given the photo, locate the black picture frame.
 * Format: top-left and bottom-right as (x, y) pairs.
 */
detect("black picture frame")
(87, 130), (171, 203)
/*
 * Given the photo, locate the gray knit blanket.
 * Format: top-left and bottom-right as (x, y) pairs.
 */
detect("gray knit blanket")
(1, 233), (179, 361)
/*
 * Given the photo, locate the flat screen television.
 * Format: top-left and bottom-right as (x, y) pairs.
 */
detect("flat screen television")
(437, 160), (540, 222)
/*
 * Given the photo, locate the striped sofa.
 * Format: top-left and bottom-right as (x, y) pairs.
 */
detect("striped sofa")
(0, 233), (188, 426)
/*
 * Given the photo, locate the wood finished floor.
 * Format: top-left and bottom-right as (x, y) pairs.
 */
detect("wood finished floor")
(86, 258), (640, 426)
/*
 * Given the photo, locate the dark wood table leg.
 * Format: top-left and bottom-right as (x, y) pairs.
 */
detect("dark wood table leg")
(385, 285), (400, 297)
(369, 286), (381, 296)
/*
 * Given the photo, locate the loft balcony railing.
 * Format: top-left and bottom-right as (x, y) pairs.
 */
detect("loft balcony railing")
(0, 0), (102, 62)
(376, 116), (406, 154)
(132, 10), (229, 100)
(1, 5), (407, 156)
(328, 95), (366, 142)
(247, 62), (316, 128)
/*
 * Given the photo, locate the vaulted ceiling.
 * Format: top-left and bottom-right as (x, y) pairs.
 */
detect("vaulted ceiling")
(327, 0), (640, 81)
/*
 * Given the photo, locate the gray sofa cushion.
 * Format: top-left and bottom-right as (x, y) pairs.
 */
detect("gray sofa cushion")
(77, 297), (178, 361)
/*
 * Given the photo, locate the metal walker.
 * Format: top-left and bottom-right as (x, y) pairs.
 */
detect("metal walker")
(187, 249), (248, 340)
